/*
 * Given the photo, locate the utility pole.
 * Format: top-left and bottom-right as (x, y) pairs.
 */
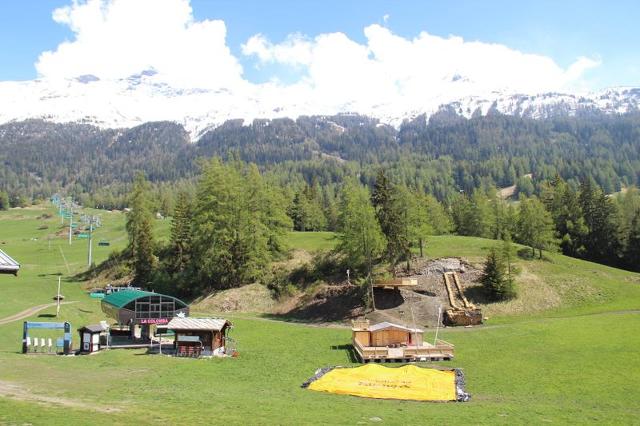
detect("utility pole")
(68, 205), (73, 245)
(56, 276), (61, 317)
(433, 305), (442, 346)
(87, 217), (94, 266)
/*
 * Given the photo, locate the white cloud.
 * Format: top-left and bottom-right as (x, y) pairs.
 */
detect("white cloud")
(244, 24), (600, 111)
(30, 0), (601, 125)
(36, 0), (245, 89)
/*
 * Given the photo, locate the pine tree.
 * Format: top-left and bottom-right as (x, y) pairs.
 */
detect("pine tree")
(337, 179), (386, 273)
(579, 178), (621, 264)
(126, 173), (156, 287)
(541, 177), (587, 257)
(0, 191), (9, 210)
(169, 191), (193, 273)
(517, 195), (556, 258)
(423, 194), (452, 235)
(481, 248), (516, 300)
(624, 210), (640, 271)
(191, 159), (291, 290)
(371, 169), (410, 267)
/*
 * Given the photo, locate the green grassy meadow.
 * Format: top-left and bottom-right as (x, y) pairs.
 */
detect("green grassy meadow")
(0, 205), (639, 425)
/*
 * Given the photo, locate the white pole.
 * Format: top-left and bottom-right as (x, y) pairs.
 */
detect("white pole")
(56, 276), (61, 317)
(87, 219), (93, 266)
(68, 207), (73, 245)
(434, 305), (442, 345)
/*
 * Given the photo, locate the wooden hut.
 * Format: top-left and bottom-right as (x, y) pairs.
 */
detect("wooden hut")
(78, 324), (107, 353)
(352, 319), (454, 363)
(0, 249), (20, 276)
(167, 317), (232, 357)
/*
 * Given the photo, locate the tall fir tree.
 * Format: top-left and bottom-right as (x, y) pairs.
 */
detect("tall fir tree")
(169, 191), (193, 273)
(126, 173), (156, 287)
(624, 210), (640, 271)
(579, 178), (621, 264)
(337, 179), (386, 274)
(0, 191), (9, 210)
(516, 195), (556, 258)
(481, 248), (516, 300)
(371, 169), (410, 267)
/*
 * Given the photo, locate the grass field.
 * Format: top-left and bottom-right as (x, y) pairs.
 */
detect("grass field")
(0, 205), (639, 425)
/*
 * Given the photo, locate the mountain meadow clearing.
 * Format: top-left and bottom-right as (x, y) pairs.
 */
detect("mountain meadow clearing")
(0, 204), (639, 425)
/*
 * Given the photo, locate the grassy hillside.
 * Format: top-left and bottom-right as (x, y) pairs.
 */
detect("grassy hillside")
(0, 205), (639, 424)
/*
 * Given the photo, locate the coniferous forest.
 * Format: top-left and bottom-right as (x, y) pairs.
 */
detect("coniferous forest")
(2, 112), (640, 283)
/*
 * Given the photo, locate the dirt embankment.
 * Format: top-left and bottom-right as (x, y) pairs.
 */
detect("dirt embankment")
(192, 256), (486, 328)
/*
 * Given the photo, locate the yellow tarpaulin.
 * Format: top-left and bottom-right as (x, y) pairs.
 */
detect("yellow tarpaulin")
(307, 364), (457, 401)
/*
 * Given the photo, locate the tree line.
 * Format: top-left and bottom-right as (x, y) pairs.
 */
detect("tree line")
(122, 159), (639, 300)
(3, 112), (640, 211)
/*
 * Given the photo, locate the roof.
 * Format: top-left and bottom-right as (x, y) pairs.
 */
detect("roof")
(101, 290), (157, 308)
(0, 249), (20, 274)
(167, 317), (230, 331)
(367, 322), (423, 334)
(78, 324), (107, 333)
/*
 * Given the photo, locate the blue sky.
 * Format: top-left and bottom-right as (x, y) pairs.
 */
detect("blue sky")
(0, 0), (638, 89)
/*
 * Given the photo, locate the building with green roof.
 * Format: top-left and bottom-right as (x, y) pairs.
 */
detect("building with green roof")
(101, 290), (189, 326)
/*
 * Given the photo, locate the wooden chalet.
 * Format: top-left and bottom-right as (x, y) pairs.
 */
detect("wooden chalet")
(167, 317), (232, 358)
(0, 249), (20, 276)
(352, 319), (454, 363)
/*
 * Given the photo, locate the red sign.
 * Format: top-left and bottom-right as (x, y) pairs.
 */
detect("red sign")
(139, 318), (169, 325)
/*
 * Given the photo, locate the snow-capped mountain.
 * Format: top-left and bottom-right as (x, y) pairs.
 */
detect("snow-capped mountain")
(0, 72), (638, 141)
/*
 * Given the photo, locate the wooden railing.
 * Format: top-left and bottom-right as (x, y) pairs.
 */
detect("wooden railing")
(353, 339), (454, 361)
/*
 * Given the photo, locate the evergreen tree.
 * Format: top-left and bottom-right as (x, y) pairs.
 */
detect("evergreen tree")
(169, 191), (193, 273)
(191, 159), (290, 290)
(0, 191), (9, 210)
(289, 185), (327, 231)
(423, 194), (452, 235)
(371, 169), (410, 267)
(452, 191), (493, 238)
(481, 248), (516, 300)
(126, 173), (156, 287)
(337, 179), (386, 273)
(623, 210), (640, 271)
(501, 232), (516, 287)
(398, 188), (433, 258)
(516, 195), (556, 258)
(579, 178), (621, 264)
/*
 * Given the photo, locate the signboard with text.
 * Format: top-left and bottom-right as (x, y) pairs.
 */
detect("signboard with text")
(138, 318), (169, 325)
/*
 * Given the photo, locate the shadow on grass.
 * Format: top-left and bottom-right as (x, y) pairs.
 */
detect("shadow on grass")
(463, 285), (492, 305)
(331, 344), (359, 363)
(38, 313), (56, 318)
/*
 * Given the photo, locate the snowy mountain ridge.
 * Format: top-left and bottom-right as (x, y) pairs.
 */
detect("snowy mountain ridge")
(0, 74), (638, 141)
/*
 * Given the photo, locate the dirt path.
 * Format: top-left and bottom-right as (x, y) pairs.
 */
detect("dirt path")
(0, 302), (76, 326)
(0, 380), (122, 413)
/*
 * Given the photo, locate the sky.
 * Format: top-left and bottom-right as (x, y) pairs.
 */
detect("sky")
(0, 0), (638, 100)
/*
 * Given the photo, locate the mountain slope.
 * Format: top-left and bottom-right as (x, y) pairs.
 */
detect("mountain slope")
(0, 74), (638, 140)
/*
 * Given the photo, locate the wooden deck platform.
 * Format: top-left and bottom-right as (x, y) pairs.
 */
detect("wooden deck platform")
(372, 278), (418, 290)
(353, 339), (454, 363)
